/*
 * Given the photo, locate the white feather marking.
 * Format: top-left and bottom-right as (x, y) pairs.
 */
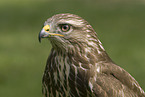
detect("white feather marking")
(93, 76), (97, 82)
(65, 57), (70, 79)
(60, 56), (64, 72)
(86, 29), (91, 33)
(98, 40), (105, 51)
(96, 67), (100, 73)
(65, 57), (70, 95)
(84, 47), (91, 53)
(59, 19), (83, 26)
(97, 50), (102, 54)
(119, 89), (125, 97)
(53, 72), (57, 84)
(133, 82), (145, 94)
(57, 56), (64, 84)
(89, 81), (93, 92)
(79, 63), (88, 71)
(73, 64), (81, 96)
(55, 90), (59, 97)
(87, 34), (91, 38)
(88, 41), (95, 46)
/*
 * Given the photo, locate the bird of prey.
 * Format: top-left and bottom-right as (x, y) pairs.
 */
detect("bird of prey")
(38, 13), (145, 97)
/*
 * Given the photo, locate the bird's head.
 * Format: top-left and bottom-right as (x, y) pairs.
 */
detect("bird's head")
(39, 13), (101, 53)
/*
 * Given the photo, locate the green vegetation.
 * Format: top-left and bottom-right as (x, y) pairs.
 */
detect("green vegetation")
(0, 0), (145, 97)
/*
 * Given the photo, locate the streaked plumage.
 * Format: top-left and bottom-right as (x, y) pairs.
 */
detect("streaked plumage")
(39, 13), (145, 97)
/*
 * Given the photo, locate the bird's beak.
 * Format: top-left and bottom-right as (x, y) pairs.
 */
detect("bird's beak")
(39, 29), (50, 43)
(38, 25), (64, 43)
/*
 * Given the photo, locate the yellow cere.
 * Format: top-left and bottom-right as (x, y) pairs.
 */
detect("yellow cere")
(43, 25), (50, 32)
(43, 25), (64, 37)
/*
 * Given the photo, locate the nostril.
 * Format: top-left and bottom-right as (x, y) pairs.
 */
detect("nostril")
(46, 29), (49, 31)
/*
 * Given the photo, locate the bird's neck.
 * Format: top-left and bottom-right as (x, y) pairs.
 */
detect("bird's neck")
(51, 39), (112, 70)
(43, 41), (112, 96)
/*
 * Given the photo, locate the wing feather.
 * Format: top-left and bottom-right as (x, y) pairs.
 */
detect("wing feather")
(90, 62), (145, 97)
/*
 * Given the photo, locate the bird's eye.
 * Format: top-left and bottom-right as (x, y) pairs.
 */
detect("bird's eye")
(60, 24), (70, 32)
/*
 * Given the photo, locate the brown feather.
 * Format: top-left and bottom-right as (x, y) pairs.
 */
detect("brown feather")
(39, 13), (145, 97)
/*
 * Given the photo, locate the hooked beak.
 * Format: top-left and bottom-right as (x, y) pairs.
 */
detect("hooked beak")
(38, 29), (50, 43)
(38, 25), (64, 43)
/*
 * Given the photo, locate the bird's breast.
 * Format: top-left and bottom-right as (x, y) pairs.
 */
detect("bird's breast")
(42, 51), (94, 97)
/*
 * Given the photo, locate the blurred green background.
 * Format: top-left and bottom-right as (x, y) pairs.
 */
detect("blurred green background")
(0, 0), (145, 97)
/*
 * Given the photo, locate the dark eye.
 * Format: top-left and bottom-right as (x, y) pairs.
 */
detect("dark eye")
(60, 24), (70, 32)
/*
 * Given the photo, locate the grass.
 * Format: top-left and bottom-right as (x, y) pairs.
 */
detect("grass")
(0, 0), (145, 96)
